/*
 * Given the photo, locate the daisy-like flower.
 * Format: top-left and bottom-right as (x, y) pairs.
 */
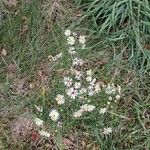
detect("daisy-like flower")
(95, 83), (101, 93)
(74, 82), (81, 89)
(108, 96), (113, 101)
(68, 46), (76, 55)
(86, 76), (92, 82)
(88, 85), (95, 96)
(66, 87), (78, 99)
(115, 95), (121, 100)
(90, 78), (96, 86)
(49, 109), (59, 121)
(63, 77), (72, 87)
(39, 130), (50, 137)
(117, 85), (121, 94)
(79, 35), (86, 44)
(103, 127), (112, 135)
(105, 83), (116, 95)
(73, 110), (83, 118)
(55, 94), (65, 105)
(34, 118), (43, 126)
(67, 36), (75, 45)
(75, 70), (82, 80)
(72, 58), (84, 66)
(99, 108), (107, 114)
(88, 89), (95, 96)
(80, 87), (87, 95)
(80, 104), (95, 112)
(64, 29), (71, 36)
(87, 69), (92, 76)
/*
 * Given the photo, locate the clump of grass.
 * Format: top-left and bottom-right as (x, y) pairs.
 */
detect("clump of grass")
(75, 0), (150, 73)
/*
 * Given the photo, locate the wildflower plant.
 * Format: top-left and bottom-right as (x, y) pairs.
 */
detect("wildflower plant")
(33, 29), (123, 138)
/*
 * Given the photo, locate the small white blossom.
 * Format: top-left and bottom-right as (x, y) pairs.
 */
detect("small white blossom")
(99, 108), (107, 114)
(115, 95), (121, 100)
(108, 96), (113, 101)
(87, 69), (92, 76)
(72, 58), (84, 66)
(79, 35), (86, 44)
(49, 109), (59, 121)
(86, 76), (92, 82)
(75, 70), (82, 80)
(88, 85), (95, 96)
(90, 78), (96, 86)
(63, 77), (72, 87)
(68, 47), (76, 55)
(73, 110), (83, 118)
(66, 87), (78, 99)
(95, 83), (101, 93)
(34, 118), (43, 126)
(80, 88), (87, 95)
(39, 130), (50, 137)
(103, 127), (112, 135)
(64, 29), (71, 36)
(55, 94), (65, 105)
(74, 82), (81, 89)
(67, 36), (75, 45)
(88, 89), (95, 96)
(80, 104), (95, 112)
(105, 83), (116, 95)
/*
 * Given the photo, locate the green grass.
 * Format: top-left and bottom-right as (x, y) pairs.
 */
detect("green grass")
(74, 0), (150, 73)
(0, 0), (150, 150)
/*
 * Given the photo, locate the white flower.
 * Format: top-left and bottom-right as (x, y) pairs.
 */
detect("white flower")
(117, 85), (121, 94)
(108, 96), (112, 101)
(105, 83), (116, 95)
(63, 77), (72, 87)
(80, 104), (95, 112)
(103, 127), (112, 135)
(88, 85), (95, 96)
(49, 109), (59, 121)
(39, 130), (50, 137)
(95, 83), (101, 93)
(55, 94), (65, 105)
(68, 47), (76, 55)
(87, 69), (92, 76)
(66, 87), (78, 99)
(74, 82), (81, 89)
(115, 95), (121, 100)
(34, 118), (43, 126)
(88, 89), (95, 96)
(64, 29), (71, 36)
(80, 87), (87, 95)
(79, 35), (86, 44)
(99, 108), (107, 114)
(73, 110), (83, 118)
(90, 78), (96, 86)
(67, 36), (75, 45)
(72, 58), (84, 66)
(86, 76), (92, 82)
(75, 70), (82, 80)
(69, 46), (75, 50)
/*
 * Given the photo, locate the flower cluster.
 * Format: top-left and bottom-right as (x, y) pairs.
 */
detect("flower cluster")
(33, 29), (122, 137)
